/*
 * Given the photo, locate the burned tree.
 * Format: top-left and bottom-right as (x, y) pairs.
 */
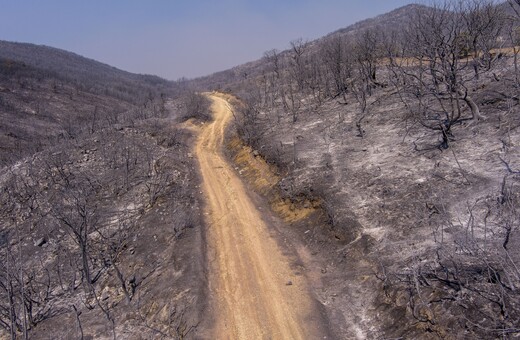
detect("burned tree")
(508, 0), (520, 86)
(354, 28), (383, 92)
(289, 38), (310, 92)
(261, 49), (285, 110)
(389, 1), (504, 148)
(181, 92), (211, 122)
(320, 35), (354, 102)
(50, 177), (100, 293)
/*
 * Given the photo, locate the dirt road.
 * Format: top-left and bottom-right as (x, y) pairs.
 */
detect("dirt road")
(195, 93), (326, 339)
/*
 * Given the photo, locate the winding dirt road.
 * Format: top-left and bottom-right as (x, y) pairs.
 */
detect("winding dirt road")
(195, 93), (326, 339)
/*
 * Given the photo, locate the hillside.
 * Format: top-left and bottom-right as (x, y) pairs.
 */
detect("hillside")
(0, 40), (179, 167)
(188, 4), (427, 92)
(197, 1), (520, 338)
(327, 4), (427, 38)
(0, 42), (210, 338)
(0, 40), (170, 97)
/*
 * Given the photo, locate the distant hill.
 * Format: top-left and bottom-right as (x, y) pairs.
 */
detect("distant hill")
(326, 4), (428, 38)
(190, 2), (519, 92)
(0, 40), (172, 103)
(0, 41), (179, 167)
(188, 3), (428, 91)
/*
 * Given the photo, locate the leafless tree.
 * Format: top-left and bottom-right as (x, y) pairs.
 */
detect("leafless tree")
(261, 49), (284, 109)
(320, 35), (353, 102)
(354, 28), (383, 93)
(289, 38), (310, 91)
(50, 179), (100, 293)
(351, 76), (369, 138)
(389, 1), (503, 149)
(235, 100), (263, 149)
(507, 1), (520, 85)
(509, 27), (520, 86)
(145, 166), (174, 208)
(462, 0), (505, 78)
(510, 0), (520, 18)
(264, 49), (282, 80)
(181, 92), (211, 122)
(0, 174), (65, 338)
(306, 54), (327, 106)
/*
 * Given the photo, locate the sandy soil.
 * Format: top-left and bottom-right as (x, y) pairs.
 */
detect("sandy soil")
(195, 93), (326, 339)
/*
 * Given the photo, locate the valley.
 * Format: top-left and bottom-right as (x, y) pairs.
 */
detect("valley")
(1, 1), (520, 339)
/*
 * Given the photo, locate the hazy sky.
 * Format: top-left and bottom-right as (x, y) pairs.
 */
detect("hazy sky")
(0, 0), (417, 80)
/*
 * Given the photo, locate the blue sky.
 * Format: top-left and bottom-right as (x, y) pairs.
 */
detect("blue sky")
(0, 1), (417, 80)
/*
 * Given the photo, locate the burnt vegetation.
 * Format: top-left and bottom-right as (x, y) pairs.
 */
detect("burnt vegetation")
(0, 126), (204, 339)
(0, 41), (180, 168)
(198, 0), (520, 338)
(0, 41), (207, 338)
(2, 0), (520, 339)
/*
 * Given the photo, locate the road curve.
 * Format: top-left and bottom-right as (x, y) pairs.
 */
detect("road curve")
(195, 93), (325, 339)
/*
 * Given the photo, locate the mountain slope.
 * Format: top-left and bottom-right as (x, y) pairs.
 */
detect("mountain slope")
(188, 3), (426, 92)
(0, 42), (208, 338)
(0, 41), (179, 166)
(0, 40), (169, 96)
(326, 4), (428, 38)
(191, 1), (520, 338)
